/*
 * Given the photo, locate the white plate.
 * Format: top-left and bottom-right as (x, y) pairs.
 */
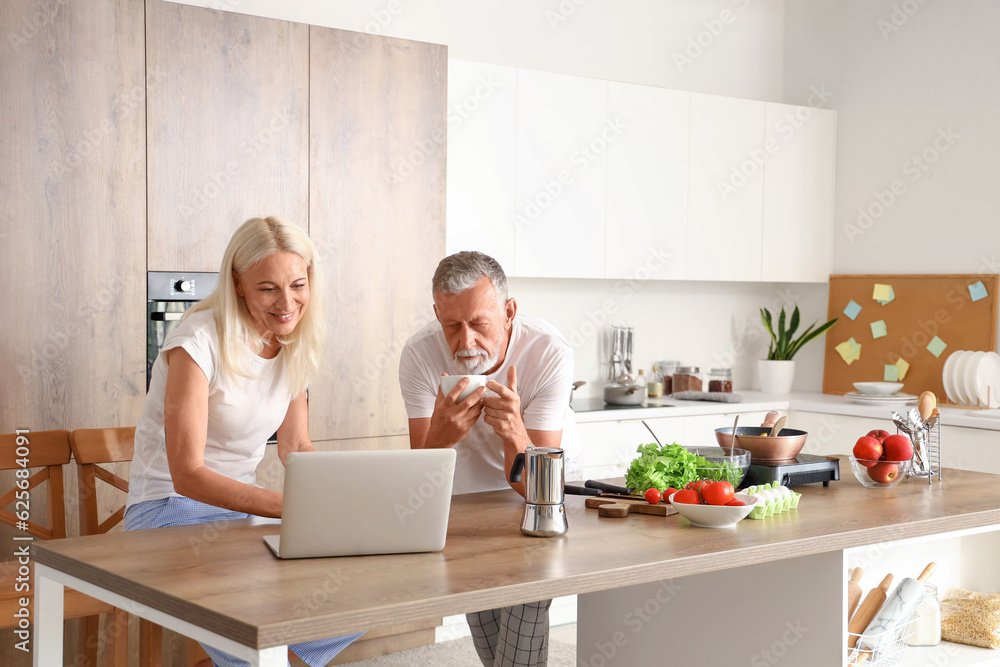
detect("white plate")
(962, 351), (985, 407)
(844, 391), (918, 406)
(941, 350), (962, 404)
(975, 351), (1000, 409)
(852, 382), (904, 395)
(950, 351), (975, 405)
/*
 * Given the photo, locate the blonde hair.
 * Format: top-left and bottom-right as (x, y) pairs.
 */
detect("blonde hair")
(186, 216), (326, 396)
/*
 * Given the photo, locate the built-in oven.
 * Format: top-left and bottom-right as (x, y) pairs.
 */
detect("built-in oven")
(147, 271), (219, 390)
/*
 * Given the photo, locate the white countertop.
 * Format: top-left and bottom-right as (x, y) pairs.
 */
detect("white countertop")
(572, 390), (1000, 430)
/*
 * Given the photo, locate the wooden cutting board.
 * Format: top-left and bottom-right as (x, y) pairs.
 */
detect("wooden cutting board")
(585, 495), (678, 518)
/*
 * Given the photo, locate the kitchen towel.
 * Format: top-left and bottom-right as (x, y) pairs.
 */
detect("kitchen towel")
(669, 391), (743, 403)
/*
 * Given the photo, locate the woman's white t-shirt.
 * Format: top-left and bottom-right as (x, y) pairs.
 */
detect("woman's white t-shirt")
(127, 309), (293, 507)
(399, 314), (582, 494)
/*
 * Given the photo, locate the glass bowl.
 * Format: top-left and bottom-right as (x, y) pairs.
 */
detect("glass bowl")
(688, 447), (751, 486)
(849, 456), (913, 488)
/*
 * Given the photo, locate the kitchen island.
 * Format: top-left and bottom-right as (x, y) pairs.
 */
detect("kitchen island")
(31, 458), (1000, 666)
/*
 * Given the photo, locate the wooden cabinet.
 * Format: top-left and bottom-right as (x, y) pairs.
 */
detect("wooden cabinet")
(761, 103), (837, 283)
(605, 82), (690, 280)
(445, 59), (517, 269)
(686, 93), (766, 281)
(307, 28), (447, 442)
(514, 69), (608, 278)
(145, 0), (310, 271)
(0, 0), (146, 433)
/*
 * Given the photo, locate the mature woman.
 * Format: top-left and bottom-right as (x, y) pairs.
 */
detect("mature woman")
(126, 217), (362, 667)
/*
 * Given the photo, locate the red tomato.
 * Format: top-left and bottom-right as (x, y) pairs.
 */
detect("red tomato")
(702, 481), (735, 506)
(686, 480), (710, 492)
(725, 499), (746, 506)
(644, 488), (662, 504)
(672, 489), (701, 504)
(664, 487), (678, 499)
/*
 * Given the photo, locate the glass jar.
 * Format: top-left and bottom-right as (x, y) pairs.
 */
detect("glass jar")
(673, 366), (702, 392)
(656, 361), (679, 394)
(907, 583), (941, 646)
(708, 367), (733, 393)
(647, 365), (664, 398)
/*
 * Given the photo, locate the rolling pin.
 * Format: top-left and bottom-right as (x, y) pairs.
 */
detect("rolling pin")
(847, 573), (893, 649)
(858, 563), (936, 653)
(848, 567), (864, 621)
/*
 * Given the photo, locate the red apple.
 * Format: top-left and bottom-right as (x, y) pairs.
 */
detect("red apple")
(866, 429), (891, 444)
(868, 461), (900, 484)
(882, 434), (914, 461)
(853, 436), (883, 466)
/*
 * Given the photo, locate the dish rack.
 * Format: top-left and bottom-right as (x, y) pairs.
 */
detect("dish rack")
(898, 418), (942, 484)
(847, 616), (919, 666)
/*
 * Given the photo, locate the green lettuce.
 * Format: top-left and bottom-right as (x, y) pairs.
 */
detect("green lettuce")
(624, 442), (739, 492)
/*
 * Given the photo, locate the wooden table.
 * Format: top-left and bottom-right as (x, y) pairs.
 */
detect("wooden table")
(31, 458), (1000, 666)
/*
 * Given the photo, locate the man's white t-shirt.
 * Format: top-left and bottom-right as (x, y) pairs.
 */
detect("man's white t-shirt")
(399, 314), (582, 494)
(127, 309), (293, 507)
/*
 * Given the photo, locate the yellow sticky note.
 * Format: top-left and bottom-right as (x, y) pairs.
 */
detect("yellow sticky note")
(873, 283), (893, 302)
(896, 358), (910, 380)
(870, 320), (888, 339)
(836, 337), (861, 365)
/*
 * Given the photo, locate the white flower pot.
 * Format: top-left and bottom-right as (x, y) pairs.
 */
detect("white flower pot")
(758, 359), (796, 394)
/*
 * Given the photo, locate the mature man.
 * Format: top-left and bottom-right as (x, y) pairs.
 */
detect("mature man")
(399, 250), (581, 667)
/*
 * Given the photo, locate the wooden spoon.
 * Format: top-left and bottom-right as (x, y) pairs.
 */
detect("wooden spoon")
(918, 391), (937, 420)
(769, 415), (787, 437)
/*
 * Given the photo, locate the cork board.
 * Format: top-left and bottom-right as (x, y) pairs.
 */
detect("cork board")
(822, 274), (998, 404)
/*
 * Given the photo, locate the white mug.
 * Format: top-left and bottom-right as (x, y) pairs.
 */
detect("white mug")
(440, 374), (488, 401)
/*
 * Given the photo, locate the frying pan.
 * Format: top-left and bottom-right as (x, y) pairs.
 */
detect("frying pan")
(714, 426), (808, 463)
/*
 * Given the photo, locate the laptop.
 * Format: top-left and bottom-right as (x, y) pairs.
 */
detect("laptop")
(263, 448), (457, 559)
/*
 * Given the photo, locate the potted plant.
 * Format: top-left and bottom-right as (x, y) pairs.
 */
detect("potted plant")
(758, 306), (838, 394)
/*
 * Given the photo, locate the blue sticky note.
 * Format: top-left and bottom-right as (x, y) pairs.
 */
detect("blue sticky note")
(969, 281), (988, 302)
(870, 320), (888, 339)
(926, 336), (947, 358)
(843, 300), (862, 321)
(883, 364), (899, 382)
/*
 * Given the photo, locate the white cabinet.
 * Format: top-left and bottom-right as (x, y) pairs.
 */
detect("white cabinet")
(514, 69), (608, 278)
(761, 103), (837, 283)
(445, 60), (517, 269)
(604, 82), (690, 280)
(686, 93), (766, 281)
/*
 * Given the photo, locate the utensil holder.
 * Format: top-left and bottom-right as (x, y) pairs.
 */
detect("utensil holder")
(898, 418), (941, 484)
(846, 615), (919, 666)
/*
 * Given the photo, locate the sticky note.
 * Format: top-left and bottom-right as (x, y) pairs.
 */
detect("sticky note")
(896, 358), (910, 380)
(927, 336), (947, 358)
(872, 283), (892, 302)
(835, 337), (862, 365)
(870, 320), (888, 339)
(843, 300), (862, 321)
(969, 281), (988, 302)
(884, 364), (899, 382)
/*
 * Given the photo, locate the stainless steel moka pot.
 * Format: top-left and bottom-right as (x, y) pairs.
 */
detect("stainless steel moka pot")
(509, 446), (567, 537)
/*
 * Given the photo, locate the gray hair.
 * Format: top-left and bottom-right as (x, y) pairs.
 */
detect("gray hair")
(432, 251), (509, 307)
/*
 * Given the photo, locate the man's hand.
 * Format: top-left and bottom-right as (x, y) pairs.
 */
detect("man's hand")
(423, 375), (487, 448)
(484, 366), (530, 451)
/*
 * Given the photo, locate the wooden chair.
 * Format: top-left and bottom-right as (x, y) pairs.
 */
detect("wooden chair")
(0, 429), (122, 666)
(70, 427), (209, 667)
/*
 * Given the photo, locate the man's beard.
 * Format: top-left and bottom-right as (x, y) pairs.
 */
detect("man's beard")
(452, 337), (503, 375)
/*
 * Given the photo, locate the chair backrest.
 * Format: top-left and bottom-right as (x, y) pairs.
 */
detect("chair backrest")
(0, 430), (72, 540)
(69, 427), (135, 536)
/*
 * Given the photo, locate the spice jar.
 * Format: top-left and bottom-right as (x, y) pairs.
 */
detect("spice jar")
(656, 361), (679, 394)
(672, 366), (702, 393)
(708, 368), (733, 393)
(907, 583), (941, 647)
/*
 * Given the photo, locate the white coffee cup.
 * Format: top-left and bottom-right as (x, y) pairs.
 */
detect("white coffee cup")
(440, 375), (488, 401)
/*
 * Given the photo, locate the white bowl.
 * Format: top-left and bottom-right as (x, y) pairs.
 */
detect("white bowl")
(852, 382), (904, 396)
(668, 492), (757, 528)
(439, 374), (488, 401)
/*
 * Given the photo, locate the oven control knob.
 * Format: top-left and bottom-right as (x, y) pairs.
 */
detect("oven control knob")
(173, 280), (193, 294)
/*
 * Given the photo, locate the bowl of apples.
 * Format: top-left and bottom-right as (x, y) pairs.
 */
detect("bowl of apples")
(850, 430), (914, 489)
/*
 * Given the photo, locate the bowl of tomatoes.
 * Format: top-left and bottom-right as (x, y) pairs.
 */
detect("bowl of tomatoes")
(668, 480), (757, 528)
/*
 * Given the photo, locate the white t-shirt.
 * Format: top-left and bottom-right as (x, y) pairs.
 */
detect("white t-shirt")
(399, 314), (582, 494)
(127, 309), (293, 507)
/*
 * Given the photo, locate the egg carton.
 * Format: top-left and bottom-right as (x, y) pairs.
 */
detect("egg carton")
(742, 481), (801, 519)
(846, 616), (918, 667)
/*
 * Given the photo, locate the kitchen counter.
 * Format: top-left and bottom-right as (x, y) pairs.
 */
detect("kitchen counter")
(573, 390), (1000, 430)
(31, 458), (1000, 665)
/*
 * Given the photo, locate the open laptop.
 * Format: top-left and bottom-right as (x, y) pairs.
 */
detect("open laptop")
(264, 448), (457, 559)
